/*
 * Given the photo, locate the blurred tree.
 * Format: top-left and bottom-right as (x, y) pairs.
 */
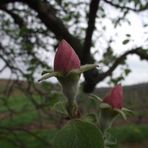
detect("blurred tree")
(0, 0), (148, 92)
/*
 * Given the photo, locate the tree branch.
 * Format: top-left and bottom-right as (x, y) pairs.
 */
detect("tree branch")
(21, 0), (83, 57)
(0, 6), (50, 68)
(0, 0), (18, 6)
(103, 0), (148, 12)
(84, 47), (148, 92)
(0, 6), (25, 28)
(103, 47), (148, 78)
(82, 0), (100, 64)
(0, 0), (83, 56)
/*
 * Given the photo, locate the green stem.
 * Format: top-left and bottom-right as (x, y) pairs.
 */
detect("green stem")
(99, 109), (117, 133)
(66, 100), (78, 118)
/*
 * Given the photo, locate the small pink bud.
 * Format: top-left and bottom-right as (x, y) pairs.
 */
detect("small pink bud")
(54, 39), (80, 74)
(103, 84), (123, 109)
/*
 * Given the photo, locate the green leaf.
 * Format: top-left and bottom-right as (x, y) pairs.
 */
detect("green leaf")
(53, 120), (104, 148)
(52, 101), (68, 115)
(122, 107), (135, 115)
(100, 103), (111, 109)
(41, 69), (53, 75)
(71, 64), (98, 74)
(38, 72), (61, 82)
(126, 34), (131, 37)
(114, 109), (127, 120)
(124, 68), (131, 76)
(122, 39), (129, 45)
(82, 113), (97, 124)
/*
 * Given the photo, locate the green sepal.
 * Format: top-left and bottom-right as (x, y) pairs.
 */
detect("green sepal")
(90, 94), (103, 102)
(122, 107), (135, 115)
(79, 64), (99, 73)
(38, 71), (62, 82)
(100, 102), (111, 109)
(41, 69), (53, 75)
(69, 64), (98, 75)
(114, 108), (127, 120)
(39, 63), (98, 82)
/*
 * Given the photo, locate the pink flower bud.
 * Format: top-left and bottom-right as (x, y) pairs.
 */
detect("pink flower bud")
(103, 84), (123, 109)
(54, 39), (80, 74)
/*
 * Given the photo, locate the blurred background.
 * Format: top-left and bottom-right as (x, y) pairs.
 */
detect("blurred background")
(0, 0), (148, 147)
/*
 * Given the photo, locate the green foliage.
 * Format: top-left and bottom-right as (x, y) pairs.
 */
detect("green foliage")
(82, 113), (97, 124)
(0, 83), (148, 148)
(52, 101), (68, 115)
(110, 66), (131, 85)
(0, 129), (57, 148)
(0, 111), (38, 127)
(109, 124), (148, 143)
(101, 47), (116, 66)
(53, 119), (104, 148)
(110, 76), (124, 85)
(0, 96), (33, 112)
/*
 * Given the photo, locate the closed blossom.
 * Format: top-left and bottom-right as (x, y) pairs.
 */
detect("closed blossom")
(54, 39), (80, 74)
(103, 84), (123, 109)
